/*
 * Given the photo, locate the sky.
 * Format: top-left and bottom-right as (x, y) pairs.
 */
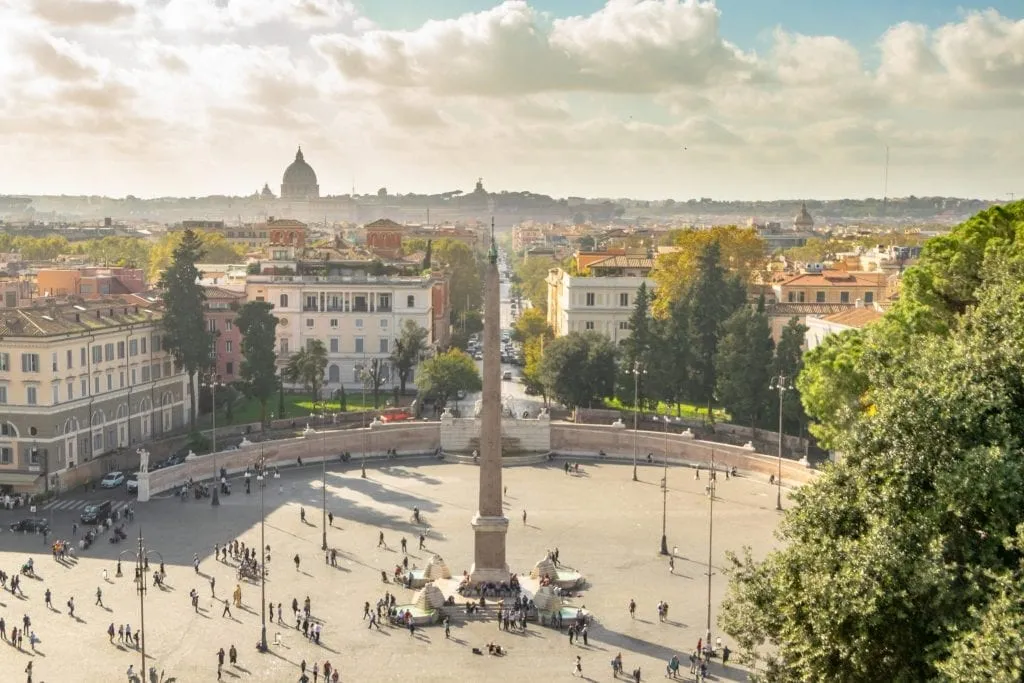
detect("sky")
(0, 0), (1022, 201)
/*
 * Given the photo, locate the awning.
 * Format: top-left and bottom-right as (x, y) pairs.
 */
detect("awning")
(0, 472), (43, 485)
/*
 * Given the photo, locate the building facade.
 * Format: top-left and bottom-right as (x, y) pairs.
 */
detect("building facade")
(546, 267), (655, 343)
(204, 287), (246, 381)
(245, 273), (439, 393)
(0, 299), (190, 493)
(772, 271), (889, 306)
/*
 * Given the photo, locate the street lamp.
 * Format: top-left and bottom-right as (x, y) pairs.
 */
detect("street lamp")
(769, 375), (791, 511)
(705, 447), (716, 650)
(659, 415), (670, 556)
(118, 529), (163, 677)
(631, 360), (645, 482)
(320, 413), (328, 551)
(208, 372), (221, 507)
(255, 442), (269, 652)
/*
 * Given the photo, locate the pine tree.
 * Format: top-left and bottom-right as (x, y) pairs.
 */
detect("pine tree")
(235, 301), (280, 428)
(158, 229), (214, 428)
(714, 306), (774, 429)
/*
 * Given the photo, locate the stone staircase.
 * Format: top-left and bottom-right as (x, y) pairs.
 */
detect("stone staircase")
(467, 436), (524, 454)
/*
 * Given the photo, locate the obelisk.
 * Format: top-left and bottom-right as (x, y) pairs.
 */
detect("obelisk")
(470, 218), (509, 584)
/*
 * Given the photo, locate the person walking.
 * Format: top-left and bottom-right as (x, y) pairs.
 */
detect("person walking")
(96, 586), (104, 606)
(300, 507), (306, 524)
(522, 509), (527, 525)
(378, 531), (385, 548)
(294, 554), (301, 571)
(44, 588), (52, 609)
(193, 553), (200, 574)
(222, 599), (232, 618)
(216, 647), (225, 681)
(67, 596), (76, 618)
(400, 537), (407, 554)
(418, 533), (425, 550)
(573, 655), (582, 677)
(328, 512), (334, 527)
(628, 599), (636, 618)
(210, 575), (216, 596)
(108, 622), (116, 642)
(229, 643), (237, 665)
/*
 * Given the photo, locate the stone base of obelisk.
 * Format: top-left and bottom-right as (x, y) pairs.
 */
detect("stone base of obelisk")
(469, 513), (510, 584)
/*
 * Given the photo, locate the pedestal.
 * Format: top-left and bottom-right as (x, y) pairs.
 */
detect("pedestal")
(136, 472), (151, 503)
(469, 513), (509, 584)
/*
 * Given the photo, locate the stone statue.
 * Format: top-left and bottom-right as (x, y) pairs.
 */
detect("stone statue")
(137, 449), (149, 473)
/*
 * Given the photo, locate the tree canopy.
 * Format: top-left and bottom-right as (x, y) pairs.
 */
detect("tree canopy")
(539, 332), (617, 409)
(390, 319), (430, 395)
(722, 200), (1024, 682)
(417, 349), (482, 407)
(284, 340), (328, 408)
(234, 301), (279, 427)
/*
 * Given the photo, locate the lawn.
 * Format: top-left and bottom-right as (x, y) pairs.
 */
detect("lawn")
(603, 396), (730, 422)
(199, 393), (392, 428)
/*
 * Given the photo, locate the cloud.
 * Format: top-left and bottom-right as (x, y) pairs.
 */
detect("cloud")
(29, 0), (137, 26)
(159, 0), (358, 32)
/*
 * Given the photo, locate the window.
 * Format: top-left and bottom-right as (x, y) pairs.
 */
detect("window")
(225, 340), (232, 353)
(106, 373), (113, 391)
(0, 386), (6, 403)
(815, 291), (826, 303)
(208, 319), (217, 332)
(21, 353), (40, 372)
(81, 347), (87, 365)
(585, 321), (595, 330)
(28, 446), (41, 465)
(620, 293), (629, 307)
(152, 364), (161, 380)
(380, 319), (388, 329)
(354, 296), (367, 312)
(0, 422), (14, 435)
(330, 338), (339, 353)
(330, 319), (338, 328)
(67, 381), (73, 400)
(141, 366), (151, 381)
(94, 377), (101, 394)
(355, 337), (364, 353)
(355, 319), (364, 329)
(224, 320), (233, 332)
(129, 339), (138, 356)
(225, 362), (233, 375)
(81, 378), (87, 396)
(27, 386), (37, 405)
(378, 294), (391, 311)
(585, 292), (595, 306)
(93, 432), (103, 452)
(305, 295), (317, 311)
(280, 294), (289, 308)
(618, 321), (630, 330)
(379, 338), (389, 353)
(0, 447), (11, 464)
(0, 352), (9, 371)
(92, 345), (102, 363)
(840, 291), (850, 304)
(52, 384), (59, 404)
(131, 369), (137, 385)
(306, 319), (314, 328)
(117, 341), (125, 359)
(52, 352), (58, 371)
(120, 371), (125, 387)
(140, 337), (147, 354)
(407, 295), (415, 308)
(104, 343), (114, 361)
(864, 292), (875, 304)
(280, 338), (289, 354)
(152, 335), (161, 352)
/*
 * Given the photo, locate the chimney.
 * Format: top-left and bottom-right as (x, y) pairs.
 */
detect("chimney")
(855, 298), (863, 308)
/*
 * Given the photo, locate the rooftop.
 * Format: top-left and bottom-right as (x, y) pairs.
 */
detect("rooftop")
(0, 297), (161, 337)
(777, 271), (888, 288)
(588, 255), (655, 271)
(820, 307), (885, 328)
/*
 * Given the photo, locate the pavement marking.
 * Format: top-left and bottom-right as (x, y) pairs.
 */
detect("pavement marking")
(42, 499), (131, 512)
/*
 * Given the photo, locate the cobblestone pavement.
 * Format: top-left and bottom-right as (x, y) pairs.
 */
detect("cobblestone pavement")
(0, 459), (785, 682)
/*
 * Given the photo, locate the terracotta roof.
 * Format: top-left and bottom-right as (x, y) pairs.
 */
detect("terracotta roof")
(0, 297), (161, 337)
(778, 271), (887, 287)
(203, 286), (246, 299)
(265, 219), (307, 229)
(588, 255), (654, 270)
(820, 307), (884, 327)
(576, 250), (626, 271)
(365, 219), (405, 231)
(769, 303), (852, 317)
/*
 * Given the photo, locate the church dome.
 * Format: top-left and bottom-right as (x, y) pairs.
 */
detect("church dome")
(794, 202), (814, 229)
(281, 147), (319, 200)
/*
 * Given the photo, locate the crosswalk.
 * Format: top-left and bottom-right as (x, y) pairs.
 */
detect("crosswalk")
(40, 499), (132, 513)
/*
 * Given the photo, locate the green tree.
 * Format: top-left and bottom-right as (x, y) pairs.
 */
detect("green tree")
(772, 316), (809, 435)
(720, 248), (1024, 681)
(514, 256), (559, 312)
(158, 229), (214, 428)
(417, 349), (482, 407)
(359, 358), (388, 409)
(521, 337), (547, 402)
(390, 320), (430, 396)
(284, 340), (328, 409)
(539, 332), (618, 409)
(795, 330), (870, 450)
(714, 306), (773, 429)
(686, 242), (746, 421)
(432, 238), (483, 314)
(149, 230), (244, 281)
(618, 283), (656, 403)
(234, 301), (280, 427)
(649, 295), (692, 413)
(511, 307), (552, 343)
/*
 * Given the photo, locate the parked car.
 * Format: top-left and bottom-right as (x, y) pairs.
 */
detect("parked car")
(81, 500), (113, 524)
(9, 518), (49, 533)
(100, 471), (125, 488)
(126, 472), (139, 494)
(502, 371), (513, 381)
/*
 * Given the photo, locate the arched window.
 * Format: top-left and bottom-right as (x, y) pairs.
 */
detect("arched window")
(0, 421), (18, 438)
(91, 409), (105, 426)
(280, 294), (289, 308)
(328, 364), (340, 383)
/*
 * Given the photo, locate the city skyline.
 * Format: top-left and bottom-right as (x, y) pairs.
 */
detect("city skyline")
(0, 0), (1021, 200)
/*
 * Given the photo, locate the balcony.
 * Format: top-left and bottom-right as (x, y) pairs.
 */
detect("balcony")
(303, 305), (319, 312)
(377, 305), (392, 313)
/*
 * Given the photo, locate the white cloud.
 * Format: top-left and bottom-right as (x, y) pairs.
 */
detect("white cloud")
(0, 0), (1020, 199)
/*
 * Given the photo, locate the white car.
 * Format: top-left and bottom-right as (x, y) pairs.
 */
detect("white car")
(126, 473), (139, 493)
(100, 471), (125, 488)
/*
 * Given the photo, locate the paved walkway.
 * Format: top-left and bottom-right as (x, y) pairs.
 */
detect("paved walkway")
(0, 460), (782, 682)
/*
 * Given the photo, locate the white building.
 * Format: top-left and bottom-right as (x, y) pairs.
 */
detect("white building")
(804, 305), (884, 350)
(0, 298), (190, 492)
(546, 254), (655, 343)
(245, 272), (441, 393)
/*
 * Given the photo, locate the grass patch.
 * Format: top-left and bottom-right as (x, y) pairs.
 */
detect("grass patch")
(603, 397), (730, 422)
(199, 394), (387, 428)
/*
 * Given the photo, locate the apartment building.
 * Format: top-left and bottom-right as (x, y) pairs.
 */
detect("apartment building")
(245, 272), (440, 393)
(0, 299), (190, 493)
(546, 253), (655, 343)
(37, 267), (146, 298)
(204, 286), (246, 380)
(772, 270), (889, 306)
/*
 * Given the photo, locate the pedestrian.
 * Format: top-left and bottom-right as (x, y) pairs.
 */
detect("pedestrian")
(222, 599), (232, 618)
(108, 622), (116, 642)
(126, 664), (134, 681)
(294, 554), (301, 571)
(669, 555), (675, 573)
(73, 522), (78, 536)
(96, 586), (104, 606)
(378, 531), (385, 548)
(582, 625), (589, 645)
(328, 512), (334, 526)
(300, 507), (306, 524)
(68, 596), (76, 618)
(522, 509), (527, 525)
(313, 662), (319, 683)
(217, 647), (225, 680)
(722, 645), (731, 665)
(573, 655), (582, 677)
(25, 660), (33, 683)
(45, 588), (52, 609)
(103, 568), (109, 582)
(444, 616), (450, 638)
(628, 599), (636, 618)
(210, 575), (216, 596)
(193, 553), (200, 574)
(401, 537), (407, 554)
(229, 643), (237, 665)
(418, 533), (425, 550)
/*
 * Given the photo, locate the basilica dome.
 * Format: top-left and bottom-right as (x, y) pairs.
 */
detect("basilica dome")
(281, 147), (319, 200)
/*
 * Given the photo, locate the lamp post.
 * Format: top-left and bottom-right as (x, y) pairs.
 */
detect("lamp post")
(769, 375), (791, 511)
(320, 413), (328, 551)
(659, 415), (670, 556)
(118, 529), (163, 678)
(631, 360), (644, 482)
(705, 447), (716, 648)
(255, 441), (269, 652)
(210, 373), (220, 507)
